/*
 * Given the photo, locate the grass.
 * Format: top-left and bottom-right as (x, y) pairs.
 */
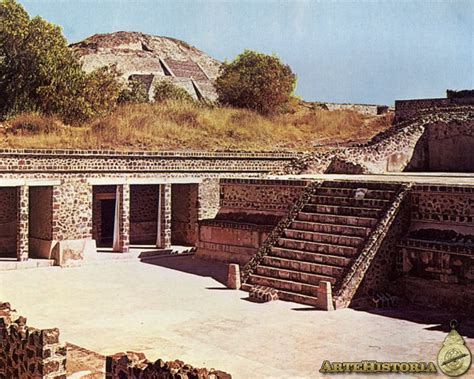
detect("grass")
(0, 101), (393, 152)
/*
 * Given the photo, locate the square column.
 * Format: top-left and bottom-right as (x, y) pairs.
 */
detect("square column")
(16, 185), (29, 261)
(112, 184), (130, 253)
(157, 184), (171, 249)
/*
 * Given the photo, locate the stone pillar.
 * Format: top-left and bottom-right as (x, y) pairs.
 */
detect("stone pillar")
(16, 185), (29, 261)
(227, 264), (241, 289)
(157, 184), (172, 249)
(113, 184), (130, 253)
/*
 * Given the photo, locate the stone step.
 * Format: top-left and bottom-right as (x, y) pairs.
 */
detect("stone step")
(263, 256), (345, 277)
(321, 181), (400, 191)
(277, 238), (359, 257)
(284, 228), (365, 247)
(270, 247), (353, 267)
(296, 212), (378, 228)
(290, 220), (371, 237)
(309, 195), (390, 209)
(248, 274), (319, 297)
(256, 265), (337, 286)
(277, 290), (319, 307)
(302, 204), (382, 218)
(316, 187), (396, 200)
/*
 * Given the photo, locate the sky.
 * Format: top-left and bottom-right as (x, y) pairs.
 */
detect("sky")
(19, 0), (473, 106)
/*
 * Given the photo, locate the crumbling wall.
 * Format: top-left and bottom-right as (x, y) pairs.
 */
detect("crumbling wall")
(0, 302), (67, 379)
(106, 351), (231, 379)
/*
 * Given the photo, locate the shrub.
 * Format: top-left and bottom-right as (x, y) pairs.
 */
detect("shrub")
(118, 79), (150, 104)
(6, 113), (62, 134)
(153, 81), (194, 103)
(215, 50), (297, 115)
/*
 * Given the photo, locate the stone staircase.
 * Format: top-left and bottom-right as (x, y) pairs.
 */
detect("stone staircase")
(242, 180), (403, 308)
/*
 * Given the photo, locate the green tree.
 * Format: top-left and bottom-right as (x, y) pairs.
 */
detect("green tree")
(0, 0), (121, 123)
(215, 50), (297, 115)
(154, 80), (194, 103)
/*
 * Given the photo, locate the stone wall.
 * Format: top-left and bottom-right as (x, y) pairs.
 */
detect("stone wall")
(353, 198), (411, 301)
(323, 102), (388, 116)
(106, 351), (231, 379)
(0, 188), (16, 257)
(0, 149), (299, 173)
(288, 107), (474, 175)
(0, 302), (67, 378)
(171, 184), (199, 245)
(130, 185), (159, 244)
(394, 96), (474, 122)
(410, 184), (474, 233)
(196, 179), (308, 265)
(217, 179), (308, 219)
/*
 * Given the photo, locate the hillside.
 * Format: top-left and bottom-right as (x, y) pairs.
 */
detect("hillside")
(0, 101), (393, 152)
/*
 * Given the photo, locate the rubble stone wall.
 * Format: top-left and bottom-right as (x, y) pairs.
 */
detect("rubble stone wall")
(0, 302), (67, 379)
(106, 351), (231, 379)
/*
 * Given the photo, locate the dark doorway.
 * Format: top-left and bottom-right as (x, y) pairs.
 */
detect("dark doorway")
(99, 199), (116, 247)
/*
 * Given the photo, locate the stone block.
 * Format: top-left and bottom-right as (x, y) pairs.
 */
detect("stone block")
(315, 281), (334, 311)
(227, 264), (241, 290)
(248, 285), (278, 303)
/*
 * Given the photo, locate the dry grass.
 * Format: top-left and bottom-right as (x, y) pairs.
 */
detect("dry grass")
(0, 101), (393, 151)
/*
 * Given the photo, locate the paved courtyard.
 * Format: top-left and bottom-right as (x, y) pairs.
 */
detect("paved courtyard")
(0, 257), (473, 378)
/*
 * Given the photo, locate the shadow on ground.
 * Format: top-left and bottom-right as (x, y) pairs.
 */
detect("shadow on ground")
(360, 306), (474, 338)
(141, 256), (228, 286)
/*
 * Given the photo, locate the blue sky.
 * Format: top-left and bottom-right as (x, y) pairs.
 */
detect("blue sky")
(19, 0), (473, 105)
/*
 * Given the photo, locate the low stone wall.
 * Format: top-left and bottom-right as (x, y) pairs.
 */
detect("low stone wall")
(394, 96), (474, 122)
(0, 302), (67, 378)
(106, 351), (231, 379)
(323, 102), (388, 116)
(0, 149), (299, 174)
(197, 221), (273, 265)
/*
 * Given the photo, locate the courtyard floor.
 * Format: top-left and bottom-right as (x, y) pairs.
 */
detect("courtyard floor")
(0, 257), (473, 378)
